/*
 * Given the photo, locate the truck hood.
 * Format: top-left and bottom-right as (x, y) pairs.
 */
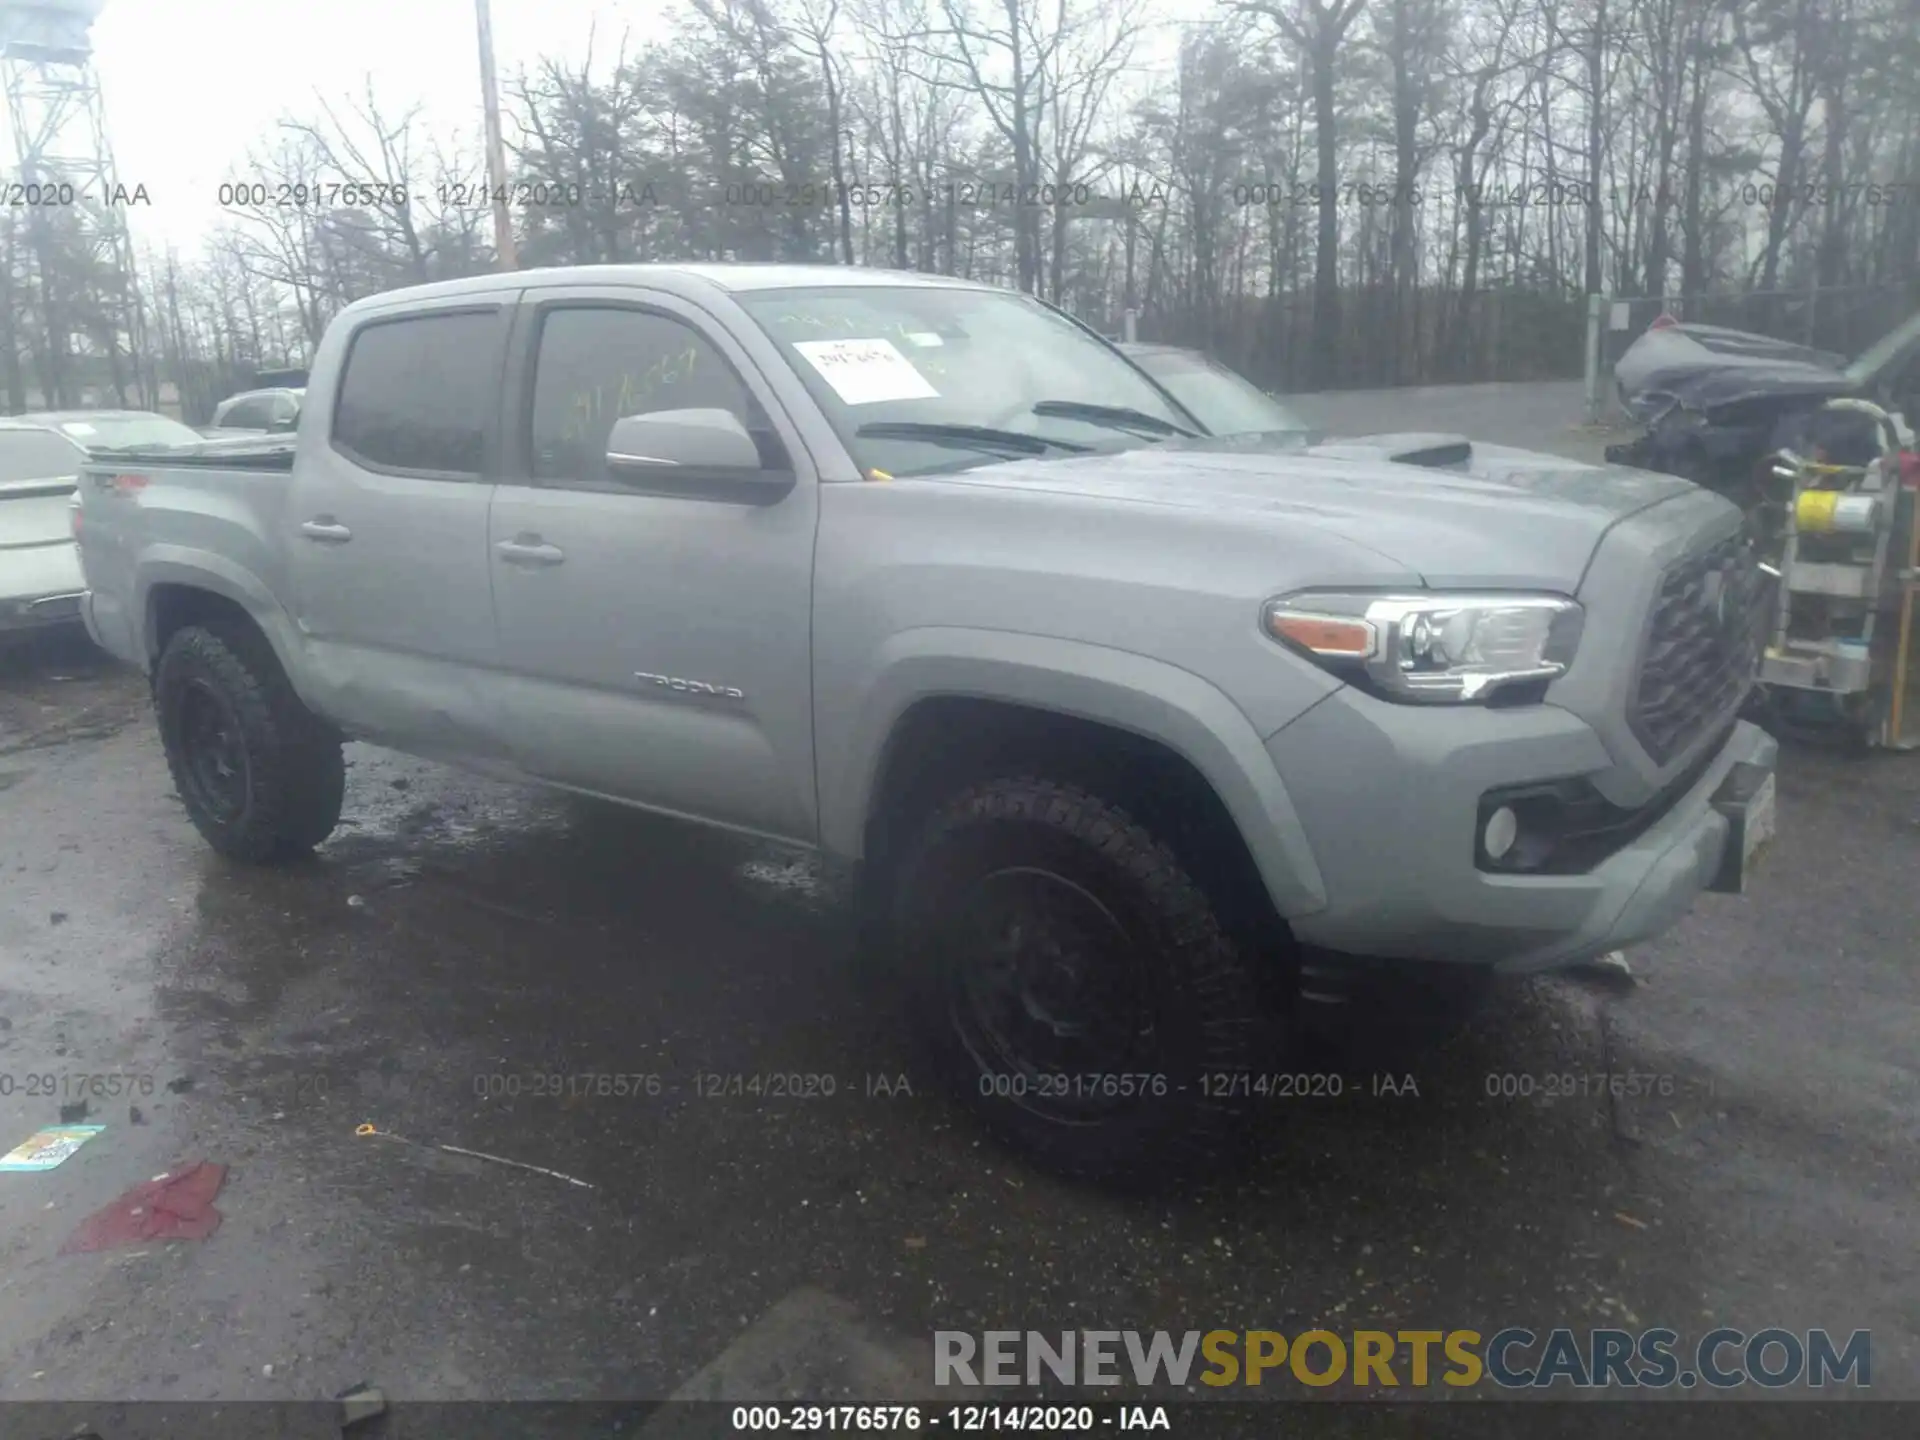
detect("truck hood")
(934, 437), (1699, 590)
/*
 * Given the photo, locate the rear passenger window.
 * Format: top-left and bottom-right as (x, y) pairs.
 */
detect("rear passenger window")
(333, 311), (500, 475)
(528, 307), (764, 487)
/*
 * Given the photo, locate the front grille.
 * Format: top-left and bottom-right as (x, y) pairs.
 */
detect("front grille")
(1628, 527), (1769, 764)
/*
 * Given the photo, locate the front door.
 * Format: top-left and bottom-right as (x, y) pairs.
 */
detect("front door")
(487, 288), (819, 842)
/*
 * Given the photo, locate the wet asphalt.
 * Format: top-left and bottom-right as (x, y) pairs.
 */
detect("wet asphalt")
(0, 384), (1914, 1421)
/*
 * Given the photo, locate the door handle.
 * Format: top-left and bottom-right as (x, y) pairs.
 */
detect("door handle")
(299, 518), (352, 543)
(495, 537), (566, 567)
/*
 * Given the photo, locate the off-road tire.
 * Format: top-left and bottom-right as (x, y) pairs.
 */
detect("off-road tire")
(890, 776), (1265, 1185)
(154, 622), (344, 863)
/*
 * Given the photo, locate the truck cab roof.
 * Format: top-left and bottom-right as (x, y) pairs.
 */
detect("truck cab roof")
(331, 263), (993, 319)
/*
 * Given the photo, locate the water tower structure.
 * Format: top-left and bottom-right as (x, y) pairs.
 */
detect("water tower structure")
(0, 0), (149, 406)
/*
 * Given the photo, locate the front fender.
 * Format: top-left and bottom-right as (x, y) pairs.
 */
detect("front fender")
(818, 626), (1328, 918)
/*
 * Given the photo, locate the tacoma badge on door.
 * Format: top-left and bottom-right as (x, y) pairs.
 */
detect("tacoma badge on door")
(634, 671), (746, 701)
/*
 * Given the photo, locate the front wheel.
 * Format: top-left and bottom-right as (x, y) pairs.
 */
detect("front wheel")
(155, 622), (344, 863)
(891, 777), (1267, 1185)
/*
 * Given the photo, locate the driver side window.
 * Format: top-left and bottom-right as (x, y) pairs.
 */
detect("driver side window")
(528, 307), (769, 489)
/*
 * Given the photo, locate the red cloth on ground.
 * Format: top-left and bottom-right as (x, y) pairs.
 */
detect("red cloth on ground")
(59, 1160), (227, 1254)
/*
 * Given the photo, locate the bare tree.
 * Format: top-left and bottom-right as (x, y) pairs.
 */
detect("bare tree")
(1039, 0), (1144, 302)
(1438, 0), (1525, 371)
(790, 0), (858, 263)
(217, 130), (336, 346)
(924, 0), (1073, 292)
(1731, 0), (1823, 295)
(1237, 0), (1369, 386)
(285, 80), (432, 284)
(1374, 0), (1451, 378)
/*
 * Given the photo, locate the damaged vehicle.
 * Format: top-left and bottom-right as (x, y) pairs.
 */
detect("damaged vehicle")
(71, 265), (1778, 1182)
(1604, 309), (1920, 521)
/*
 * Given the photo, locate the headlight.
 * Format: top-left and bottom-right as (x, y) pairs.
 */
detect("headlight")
(1262, 592), (1584, 704)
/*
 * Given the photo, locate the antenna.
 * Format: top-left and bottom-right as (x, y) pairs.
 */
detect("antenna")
(1, 0), (153, 409)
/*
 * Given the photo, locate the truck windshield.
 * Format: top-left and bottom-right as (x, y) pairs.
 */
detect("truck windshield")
(1121, 347), (1311, 438)
(736, 285), (1192, 477)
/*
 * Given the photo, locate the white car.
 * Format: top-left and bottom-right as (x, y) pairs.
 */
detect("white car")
(21, 408), (208, 454)
(0, 420), (89, 636)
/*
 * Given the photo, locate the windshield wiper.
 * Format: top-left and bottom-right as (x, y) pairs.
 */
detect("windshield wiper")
(1031, 400), (1197, 438)
(855, 421), (1092, 456)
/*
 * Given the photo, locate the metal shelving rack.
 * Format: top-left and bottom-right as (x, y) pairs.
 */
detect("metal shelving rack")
(1885, 479), (1920, 749)
(1756, 399), (1919, 750)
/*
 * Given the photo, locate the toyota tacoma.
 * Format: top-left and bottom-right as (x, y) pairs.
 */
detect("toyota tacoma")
(71, 264), (1779, 1180)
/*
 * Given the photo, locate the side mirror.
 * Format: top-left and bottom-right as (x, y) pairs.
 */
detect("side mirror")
(604, 408), (792, 502)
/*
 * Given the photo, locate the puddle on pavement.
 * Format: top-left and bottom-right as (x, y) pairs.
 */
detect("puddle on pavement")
(735, 855), (830, 909)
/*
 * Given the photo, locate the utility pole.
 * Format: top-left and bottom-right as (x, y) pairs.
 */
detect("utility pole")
(474, 0), (517, 270)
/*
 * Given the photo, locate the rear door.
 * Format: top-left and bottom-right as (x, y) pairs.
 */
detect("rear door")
(285, 296), (518, 759)
(485, 285), (820, 841)
(0, 427), (86, 624)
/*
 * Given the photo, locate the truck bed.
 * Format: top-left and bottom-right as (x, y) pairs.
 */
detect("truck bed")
(76, 446), (299, 671)
(89, 437), (297, 471)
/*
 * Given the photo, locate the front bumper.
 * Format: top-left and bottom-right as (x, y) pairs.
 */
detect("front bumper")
(1266, 692), (1777, 974)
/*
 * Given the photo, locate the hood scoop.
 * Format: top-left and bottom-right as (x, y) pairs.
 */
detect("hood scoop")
(1386, 437), (1474, 468)
(1305, 432), (1474, 470)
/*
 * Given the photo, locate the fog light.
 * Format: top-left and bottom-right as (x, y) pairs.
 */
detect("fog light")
(1483, 805), (1519, 861)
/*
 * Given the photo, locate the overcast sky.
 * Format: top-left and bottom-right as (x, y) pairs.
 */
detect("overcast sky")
(31, 0), (675, 251)
(15, 0), (1197, 255)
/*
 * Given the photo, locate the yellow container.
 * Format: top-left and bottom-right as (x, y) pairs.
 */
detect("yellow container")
(1797, 491), (1839, 532)
(1795, 490), (1879, 535)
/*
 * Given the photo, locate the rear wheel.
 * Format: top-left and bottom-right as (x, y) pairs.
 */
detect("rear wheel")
(890, 776), (1265, 1185)
(155, 623), (344, 862)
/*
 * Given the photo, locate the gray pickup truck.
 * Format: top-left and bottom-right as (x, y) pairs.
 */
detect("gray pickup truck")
(73, 263), (1778, 1180)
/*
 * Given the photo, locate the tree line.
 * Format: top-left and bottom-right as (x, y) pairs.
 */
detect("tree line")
(4, 0), (1918, 417)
